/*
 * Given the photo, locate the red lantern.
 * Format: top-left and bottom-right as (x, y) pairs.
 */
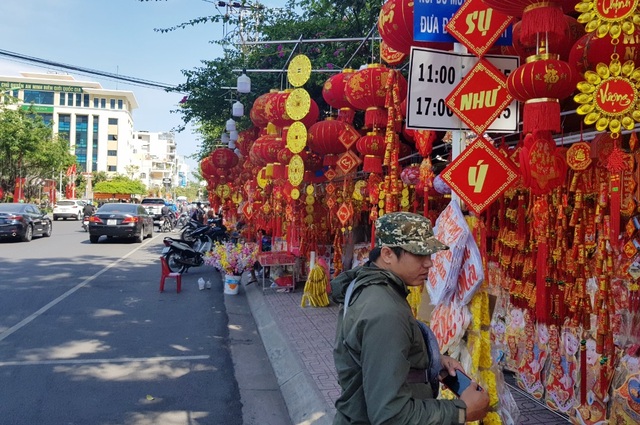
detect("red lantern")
(235, 127), (259, 157)
(308, 119), (353, 155)
(569, 30), (640, 75)
(482, 0), (577, 47)
(250, 90), (279, 128)
(507, 54), (576, 133)
(511, 16), (584, 61)
(323, 69), (356, 123)
(378, 0), (453, 55)
(344, 64), (407, 129)
(200, 156), (216, 179)
(356, 131), (386, 174)
(249, 135), (284, 166)
(210, 148), (239, 170)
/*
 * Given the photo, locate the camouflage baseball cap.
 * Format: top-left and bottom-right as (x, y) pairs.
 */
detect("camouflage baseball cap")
(375, 212), (448, 256)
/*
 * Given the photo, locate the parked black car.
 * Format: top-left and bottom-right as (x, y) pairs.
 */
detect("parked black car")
(0, 203), (52, 242)
(88, 203), (153, 243)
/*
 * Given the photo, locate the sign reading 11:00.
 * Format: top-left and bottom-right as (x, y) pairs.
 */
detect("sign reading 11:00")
(406, 47), (519, 132)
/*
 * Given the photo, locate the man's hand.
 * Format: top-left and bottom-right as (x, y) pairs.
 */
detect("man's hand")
(439, 355), (464, 379)
(460, 381), (489, 422)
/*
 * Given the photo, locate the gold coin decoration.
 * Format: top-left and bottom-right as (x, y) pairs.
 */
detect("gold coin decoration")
(575, 0), (639, 39)
(291, 188), (300, 200)
(288, 154), (305, 186)
(306, 185), (315, 195)
(286, 121), (307, 154)
(257, 167), (268, 188)
(305, 194), (315, 204)
(285, 88), (311, 121)
(287, 54), (312, 87)
(574, 58), (640, 135)
(216, 184), (230, 198)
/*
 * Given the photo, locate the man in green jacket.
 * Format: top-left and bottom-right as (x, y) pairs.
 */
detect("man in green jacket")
(331, 212), (489, 424)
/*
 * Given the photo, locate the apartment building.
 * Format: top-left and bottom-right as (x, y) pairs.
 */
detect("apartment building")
(130, 130), (187, 192)
(0, 71), (137, 174)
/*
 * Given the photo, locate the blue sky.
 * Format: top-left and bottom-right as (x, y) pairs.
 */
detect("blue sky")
(0, 0), (285, 172)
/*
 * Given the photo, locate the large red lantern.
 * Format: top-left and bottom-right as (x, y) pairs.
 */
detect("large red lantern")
(378, 0), (452, 55)
(511, 16), (584, 61)
(200, 156), (216, 179)
(482, 0), (578, 47)
(344, 64), (407, 129)
(569, 30), (640, 75)
(264, 90), (320, 129)
(250, 90), (279, 128)
(323, 70), (356, 123)
(249, 134), (283, 166)
(235, 127), (259, 157)
(307, 119), (354, 155)
(210, 147), (239, 170)
(507, 54), (576, 133)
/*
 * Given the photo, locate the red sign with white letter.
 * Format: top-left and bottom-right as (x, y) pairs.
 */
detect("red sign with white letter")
(445, 0), (514, 58)
(440, 137), (520, 214)
(446, 59), (512, 135)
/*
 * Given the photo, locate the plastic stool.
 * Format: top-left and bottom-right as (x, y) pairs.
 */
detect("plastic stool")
(160, 257), (182, 293)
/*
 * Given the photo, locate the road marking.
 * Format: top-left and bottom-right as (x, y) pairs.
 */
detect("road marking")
(0, 355), (210, 367)
(0, 238), (158, 343)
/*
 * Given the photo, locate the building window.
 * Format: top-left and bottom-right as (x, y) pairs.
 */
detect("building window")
(118, 99), (123, 109)
(93, 98), (98, 108)
(59, 94), (65, 106)
(110, 99), (115, 109)
(83, 94), (89, 107)
(67, 93), (74, 106)
(108, 165), (117, 172)
(107, 150), (117, 156)
(108, 118), (118, 125)
(58, 114), (71, 143)
(108, 134), (117, 141)
(23, 90), (54, 105)
(100, 98), (106, 108)
(92, 115), (99, 172)
(76, 93), (82, 106)
(75, 115), (89, 171)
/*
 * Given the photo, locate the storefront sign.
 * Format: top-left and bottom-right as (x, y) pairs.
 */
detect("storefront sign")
(406, 47), (519, 131)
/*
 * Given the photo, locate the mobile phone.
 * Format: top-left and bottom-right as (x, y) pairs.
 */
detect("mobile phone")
(440, 370), (481, 397)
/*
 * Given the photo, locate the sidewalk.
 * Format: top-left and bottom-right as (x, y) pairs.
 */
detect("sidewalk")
(242, 280), (572, 425)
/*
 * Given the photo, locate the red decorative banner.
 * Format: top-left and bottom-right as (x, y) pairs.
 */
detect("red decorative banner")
(440, 137), (520, 214)
(336, 150), (362, 174)
(445, 0), (514, 58)
(446, 59), (512, 135)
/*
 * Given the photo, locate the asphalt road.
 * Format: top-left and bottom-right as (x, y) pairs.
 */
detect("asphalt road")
(0, 219), (291, 425)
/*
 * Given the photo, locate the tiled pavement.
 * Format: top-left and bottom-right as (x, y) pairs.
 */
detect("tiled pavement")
(246, 282), (571, 424)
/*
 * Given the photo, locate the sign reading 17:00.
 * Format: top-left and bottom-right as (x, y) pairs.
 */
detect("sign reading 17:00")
(406, 47), (519, 132)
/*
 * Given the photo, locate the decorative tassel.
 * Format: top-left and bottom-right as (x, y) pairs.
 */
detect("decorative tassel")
(523, 100), (561, 134)
(519, 2), (568, 48)
(580, 337), (587, 404)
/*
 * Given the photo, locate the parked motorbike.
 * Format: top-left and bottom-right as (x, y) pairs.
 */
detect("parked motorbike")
(162, 226), (214, 273)
(180, 219), (209, 242)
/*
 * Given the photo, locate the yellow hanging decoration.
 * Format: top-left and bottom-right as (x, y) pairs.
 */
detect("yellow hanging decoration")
(406, 286), (422, 318)
(301, 264), (330, 307)
(575, 0), (639, 39)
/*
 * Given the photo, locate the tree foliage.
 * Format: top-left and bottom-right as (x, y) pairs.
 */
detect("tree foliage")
(93, 175), (147, 195)
(155, 0), (385, 160)
(0, 104), (76, 201)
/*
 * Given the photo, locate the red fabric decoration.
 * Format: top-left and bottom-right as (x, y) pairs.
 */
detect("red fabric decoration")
(307, 119), (355, 155)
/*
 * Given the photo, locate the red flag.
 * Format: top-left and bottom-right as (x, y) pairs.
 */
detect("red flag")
(66, 164), (77, 176)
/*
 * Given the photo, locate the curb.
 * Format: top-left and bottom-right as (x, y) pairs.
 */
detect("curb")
(245, 282), (335, 425)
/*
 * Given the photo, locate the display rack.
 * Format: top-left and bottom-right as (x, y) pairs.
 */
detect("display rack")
(258, 252), (298, 292)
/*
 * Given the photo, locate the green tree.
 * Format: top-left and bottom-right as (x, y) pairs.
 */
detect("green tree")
(93, 175), (147, 196)
(151, 0), (384, 160)
(0, 105), (75, 202)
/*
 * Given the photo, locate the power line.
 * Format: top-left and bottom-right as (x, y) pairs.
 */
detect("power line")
(0, 48), (181, 92)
